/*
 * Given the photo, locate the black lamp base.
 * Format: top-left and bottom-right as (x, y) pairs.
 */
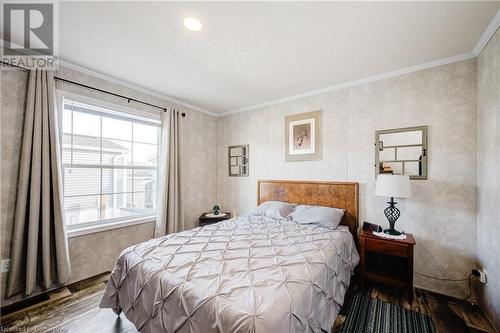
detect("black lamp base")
(383, 197), (403, 236)
(383, 228), (402, 236)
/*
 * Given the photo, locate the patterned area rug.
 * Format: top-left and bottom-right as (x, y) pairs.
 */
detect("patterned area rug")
(341, 293), (436, 333)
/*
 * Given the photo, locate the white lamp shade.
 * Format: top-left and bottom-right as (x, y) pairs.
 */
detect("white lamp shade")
(375, 175), (412, 198)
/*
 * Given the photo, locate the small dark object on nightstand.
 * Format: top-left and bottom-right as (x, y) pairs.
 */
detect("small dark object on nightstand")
(362, 221), (382, 232)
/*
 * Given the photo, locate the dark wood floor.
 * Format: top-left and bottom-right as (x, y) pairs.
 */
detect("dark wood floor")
(333, 283), (496, 333)
(1, 274), (496, 333)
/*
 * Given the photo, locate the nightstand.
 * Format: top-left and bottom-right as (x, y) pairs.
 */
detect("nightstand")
(198, 212), (232, 227)
(359, 230), (416, 303)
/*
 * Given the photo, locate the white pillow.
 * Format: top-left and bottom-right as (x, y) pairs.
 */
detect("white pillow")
(288, 205), (345, 229)
(248, 201), (296, 220)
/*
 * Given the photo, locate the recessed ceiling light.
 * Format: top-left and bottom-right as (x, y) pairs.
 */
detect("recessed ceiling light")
(184, 17), (202, 32)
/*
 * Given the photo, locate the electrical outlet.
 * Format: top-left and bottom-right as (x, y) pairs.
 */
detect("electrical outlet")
(479, 269), (487, 284)
(0, 258), (10, 273)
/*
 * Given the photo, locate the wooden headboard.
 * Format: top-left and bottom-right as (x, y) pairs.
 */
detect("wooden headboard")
(257, 180), (359, 239)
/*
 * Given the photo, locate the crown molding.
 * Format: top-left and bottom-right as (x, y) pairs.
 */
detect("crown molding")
(58, 59), (218, 117)
(221, 8), (500, 116)
(221, 52), (476, 116)
(473, 9), (500, 56)
(5, 6), (500, 118)
(1, 38), (217, 116)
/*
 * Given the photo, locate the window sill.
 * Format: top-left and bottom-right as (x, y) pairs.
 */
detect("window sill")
(66, 216), (156, 238)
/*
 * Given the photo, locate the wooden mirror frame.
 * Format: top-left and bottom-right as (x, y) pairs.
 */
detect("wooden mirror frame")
(375, 126), (428, 180)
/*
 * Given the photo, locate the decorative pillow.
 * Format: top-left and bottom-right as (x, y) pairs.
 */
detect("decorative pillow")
(248, 201), (296, 220)
(288, 205), (345, 229)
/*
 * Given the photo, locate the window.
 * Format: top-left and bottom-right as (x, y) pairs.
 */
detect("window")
(60, 95), (160, 229)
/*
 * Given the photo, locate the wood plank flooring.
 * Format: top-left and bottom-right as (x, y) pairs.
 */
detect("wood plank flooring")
(1, 274), (496, 333)
(333, 284), (497, 333)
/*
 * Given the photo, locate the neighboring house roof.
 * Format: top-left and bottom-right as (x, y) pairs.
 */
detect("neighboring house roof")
(62, 133), (129, 152)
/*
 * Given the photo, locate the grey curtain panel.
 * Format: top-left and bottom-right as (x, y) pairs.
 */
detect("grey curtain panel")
(155, 108), (184, 237)
(6, 70), (71, 297)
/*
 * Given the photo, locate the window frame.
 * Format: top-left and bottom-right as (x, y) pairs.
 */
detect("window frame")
(56, 91), (161, 237)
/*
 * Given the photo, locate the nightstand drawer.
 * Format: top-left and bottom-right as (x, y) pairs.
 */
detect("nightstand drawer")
(365, 238), (408, 257)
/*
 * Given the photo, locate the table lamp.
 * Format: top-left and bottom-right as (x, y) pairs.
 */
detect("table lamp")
(375, 174), (412, 235)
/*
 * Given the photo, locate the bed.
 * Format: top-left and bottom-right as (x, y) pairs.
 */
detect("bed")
(100, 180), (360, 332)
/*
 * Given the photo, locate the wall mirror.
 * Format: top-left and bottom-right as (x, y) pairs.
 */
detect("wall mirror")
(228, 145), (249, 177)
(375, 126), (428, 180)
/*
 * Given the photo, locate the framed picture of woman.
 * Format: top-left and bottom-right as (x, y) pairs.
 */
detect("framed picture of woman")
(285, 110), (321, 161)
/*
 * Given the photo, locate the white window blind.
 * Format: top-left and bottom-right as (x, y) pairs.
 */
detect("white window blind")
(60, 96), (160, 229)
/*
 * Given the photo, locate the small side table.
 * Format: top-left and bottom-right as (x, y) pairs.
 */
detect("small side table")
(198, 212), (232, 227)
(359, 230), (416, 303)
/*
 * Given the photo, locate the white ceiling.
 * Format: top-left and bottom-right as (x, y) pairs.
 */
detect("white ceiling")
(58, 1), (500, 114)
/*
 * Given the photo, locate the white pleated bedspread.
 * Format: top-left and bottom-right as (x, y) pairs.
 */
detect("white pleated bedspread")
(100, 216), (359, 333)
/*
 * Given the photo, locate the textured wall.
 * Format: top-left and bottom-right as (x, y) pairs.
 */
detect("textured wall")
(0, 65), (217, 306)
(477, 27), (500, 330)
(217, 59), (477, 298)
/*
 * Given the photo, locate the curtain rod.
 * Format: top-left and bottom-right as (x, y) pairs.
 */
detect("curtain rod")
(0, 61), (186, 117)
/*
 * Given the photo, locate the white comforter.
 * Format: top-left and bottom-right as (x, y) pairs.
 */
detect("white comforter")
(100, 215), (359, 333)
